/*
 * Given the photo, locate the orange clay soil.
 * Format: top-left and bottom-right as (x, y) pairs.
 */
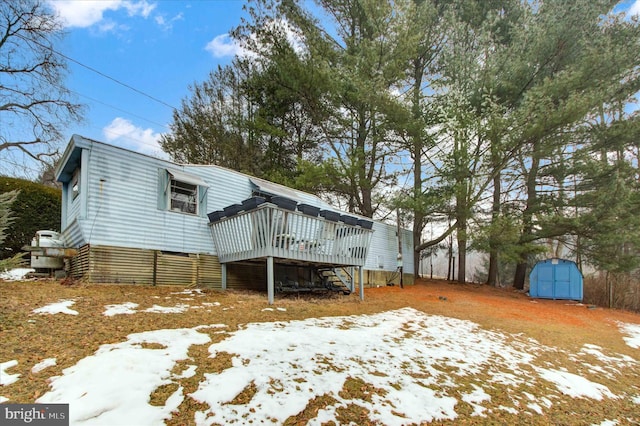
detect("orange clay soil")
(365, 278), (640, 354)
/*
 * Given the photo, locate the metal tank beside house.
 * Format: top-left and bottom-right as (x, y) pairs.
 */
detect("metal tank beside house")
(30, 230), (65, 270)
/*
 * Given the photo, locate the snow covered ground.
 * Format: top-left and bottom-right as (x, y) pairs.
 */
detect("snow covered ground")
(32, 299), (79, 315)
(618, 322), (640, 349)
(0, 268), (34, 281)
(0, 306), (634, 425)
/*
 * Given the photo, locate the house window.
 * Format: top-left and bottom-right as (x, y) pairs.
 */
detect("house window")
(170, 178), (198, 214)
(71, 169), (80, 200)
(159, 168), (208, 217)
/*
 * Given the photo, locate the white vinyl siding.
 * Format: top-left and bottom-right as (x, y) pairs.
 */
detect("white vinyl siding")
(60, 136), (413, 272)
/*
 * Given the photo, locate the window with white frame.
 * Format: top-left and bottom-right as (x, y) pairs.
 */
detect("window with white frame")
(158, 168), (208, 216)
(71, 168), (80, 200)
(170, 178), (198, 214)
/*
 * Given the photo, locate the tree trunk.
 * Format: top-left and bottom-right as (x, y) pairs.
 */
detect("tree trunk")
(357, 110), (374, 217)
(457, 225), (466, 283)
(455, 166), (468, 284)
(411, 58), (425, 278)
(513, 146), (540, 290)
(487, 170), (501, 286)
(513, 262), (528, 290)
(447, 234), (453, 281)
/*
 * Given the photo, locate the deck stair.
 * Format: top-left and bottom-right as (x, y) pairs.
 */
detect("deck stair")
(274, 268), (352, 295)
(317, 267), (352, 295)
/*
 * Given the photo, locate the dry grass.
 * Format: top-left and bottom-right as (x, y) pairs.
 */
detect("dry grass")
(1, 278), (640, 425)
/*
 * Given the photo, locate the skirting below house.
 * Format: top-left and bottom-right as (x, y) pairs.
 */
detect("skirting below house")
(67, 245), (222, 287)
(67, 244), (414, 289)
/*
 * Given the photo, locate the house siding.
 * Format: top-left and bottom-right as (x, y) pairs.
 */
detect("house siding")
(60, 218), (85, 248)
(364, 223), (414, 274)
(57, 136), (415, 285)
(78, 143), (215, 254)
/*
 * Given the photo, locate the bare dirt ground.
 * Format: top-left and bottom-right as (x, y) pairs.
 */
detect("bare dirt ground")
(369, 280), (640, 353)
(1, 277), (639, 424)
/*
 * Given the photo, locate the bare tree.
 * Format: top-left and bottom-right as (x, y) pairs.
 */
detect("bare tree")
(0, 0), (83, 168)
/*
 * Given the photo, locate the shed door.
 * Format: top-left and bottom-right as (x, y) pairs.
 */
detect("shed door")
(553, 264), (572, 299)
(537, 264), (554, 298)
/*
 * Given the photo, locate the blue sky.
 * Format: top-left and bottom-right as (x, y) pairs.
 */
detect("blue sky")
(49, 0), (249, 160)
(50, 0), (639, 161)
(4, 0), (639, 179)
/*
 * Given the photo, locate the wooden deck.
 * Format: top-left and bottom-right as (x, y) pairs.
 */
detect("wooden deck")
(208, 203), (374, 303)
(208, 203), (373, 266)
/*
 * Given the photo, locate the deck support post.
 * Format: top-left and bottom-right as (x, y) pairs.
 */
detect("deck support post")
(267, 256), (275, 305)
(358, 266), (364, 301)
(221, 263), (227, 290)
(349, 266), (355, 293)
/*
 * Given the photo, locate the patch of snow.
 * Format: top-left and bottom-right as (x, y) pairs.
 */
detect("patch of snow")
(172, 289), (203, 296)
(37, 328), (211, 425)
(571, 344), (637, 378)
(490, 371), (523, 386)
(594, 420), (618, 426)
(173, 365), (197, 379)
(33, 299), (78, 315)
(31, 358), (57, 374)
(633, 395), (640, 404)
(580, 344), (636, 364)
(28, 307), (627, 425)
(191, 308), (544, 425)
(498, 405), (519, 414)
(617, 322), (640, 349)
(308, 405), (344, 425)
(527, 402), (543, 414)
(461, 385), (491, 416)
(144, 304), (189, 314)
(0, 396), (8, 403)
(536, 368), (617, 400)
(202, 302), (220, 307)
(0, 268), (34, 281)
(276, 307), (287, 312)
(262, 308), (274, 311)
(0, 360), (20, 386)
(104, 302), (139, 317)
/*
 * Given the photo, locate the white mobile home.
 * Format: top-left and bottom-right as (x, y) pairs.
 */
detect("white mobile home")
(55, 135), (413, 301)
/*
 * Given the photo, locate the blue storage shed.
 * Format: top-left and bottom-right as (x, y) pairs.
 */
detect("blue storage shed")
(529, 258), (583, 301)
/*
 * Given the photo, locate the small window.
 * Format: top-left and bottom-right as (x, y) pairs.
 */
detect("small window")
(170, 178), (198, 214)
(71, 169), (80, 200)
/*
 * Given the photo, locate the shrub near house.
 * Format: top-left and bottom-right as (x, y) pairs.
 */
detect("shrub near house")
(0, 177), (61, 259)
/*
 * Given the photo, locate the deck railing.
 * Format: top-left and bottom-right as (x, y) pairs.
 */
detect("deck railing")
(208, 203), (373, 265)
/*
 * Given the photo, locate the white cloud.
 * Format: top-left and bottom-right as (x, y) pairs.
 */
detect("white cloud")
(629, 0), (640, 16)
(205, 19), (305, 60)
(103, 117), (167, 159)
(97, 20), (118, 33)
(155, 12), (183, 31)
(48, 0), (156, 28)
(205, 34), (244, 58)
(122, 0), (155, 18)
